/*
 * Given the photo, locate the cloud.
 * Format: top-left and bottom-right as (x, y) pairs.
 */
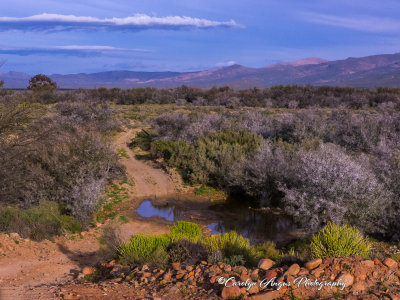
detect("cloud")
(0, 13), (242, 32)
(215, 60), (236, 67)
(301, 12), (400, 33)
(0, 45), (150, 56)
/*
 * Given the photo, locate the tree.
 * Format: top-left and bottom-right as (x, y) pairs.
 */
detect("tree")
(0, 80), (4, 89)
(28, 74), (57, 92)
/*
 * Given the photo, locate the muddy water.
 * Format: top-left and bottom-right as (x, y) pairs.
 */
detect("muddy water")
(135, 197), (303, 245)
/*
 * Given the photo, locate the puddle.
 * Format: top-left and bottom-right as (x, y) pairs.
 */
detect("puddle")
(135, 199), (302, 245)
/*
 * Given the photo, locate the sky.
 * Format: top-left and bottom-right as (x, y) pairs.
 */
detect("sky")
(1, 0), (400, 74)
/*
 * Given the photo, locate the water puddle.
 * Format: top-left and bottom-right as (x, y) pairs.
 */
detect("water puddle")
(135, 199), (302, 244)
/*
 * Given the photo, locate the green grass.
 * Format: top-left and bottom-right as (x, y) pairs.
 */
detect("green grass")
(169, 221), (203, 242)
(193, 185), (219, 196)
(95, 183), (130, 223)
(310, 222), (372, 258)
(116, 148), (130, 158)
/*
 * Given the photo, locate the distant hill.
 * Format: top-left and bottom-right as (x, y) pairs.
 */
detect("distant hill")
(2, 53), (400, 89)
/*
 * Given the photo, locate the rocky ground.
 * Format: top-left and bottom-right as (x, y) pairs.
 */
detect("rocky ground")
(53, 256), (400, 300)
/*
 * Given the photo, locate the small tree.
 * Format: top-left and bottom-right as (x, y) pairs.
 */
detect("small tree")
(28, 74), (57, 92)
(0, 80), (4, 89)
(28, 74), (57, 103)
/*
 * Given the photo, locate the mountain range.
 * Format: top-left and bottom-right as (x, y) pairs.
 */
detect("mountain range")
(1, 52), (400, 89)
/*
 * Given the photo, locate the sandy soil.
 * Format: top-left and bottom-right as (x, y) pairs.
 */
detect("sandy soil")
(0, 127), (179, 300)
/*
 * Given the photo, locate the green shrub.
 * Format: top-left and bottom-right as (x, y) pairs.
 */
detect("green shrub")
(224, 254), (246, 266)
(118, 234), (172, 265)
(0, 201), (81, 240)
(310, 222), (372, 258)
(253, 241), (282, 261)
(169, 221), (203, 242)
(205, 231), (258, 266)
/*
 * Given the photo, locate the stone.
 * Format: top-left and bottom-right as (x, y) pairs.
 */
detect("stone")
(221, 286), (241, 299)
(336, 272), (354, 288)
(360, 260), (375, 268)
(82, 266), (96, 276)
(172, 262), (181, 271)
(162, 272), (172, 282)
(285, 264), (300, 276)
(304, 259), (322, 270)
(258, 259), (275, 270)
(248, 284), (259, 294)
(264, 270), (278, 280)
(311, 267), (324, 278)
(383, 258), (398, 269)
(249, 290), (280, 300)
(351, 281), (368, 293)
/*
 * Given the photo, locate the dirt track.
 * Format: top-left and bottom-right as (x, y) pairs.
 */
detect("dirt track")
(0, 127), (177, 299)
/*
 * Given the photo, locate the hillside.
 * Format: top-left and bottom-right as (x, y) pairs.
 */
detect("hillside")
(2, 52), (400, 89)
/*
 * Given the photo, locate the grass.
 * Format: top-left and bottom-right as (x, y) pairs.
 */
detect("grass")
(116, 148), (130, 159)
(193, 185), (219, 196)
(310, 222), (372, 258)
(95, 183), (130, 224)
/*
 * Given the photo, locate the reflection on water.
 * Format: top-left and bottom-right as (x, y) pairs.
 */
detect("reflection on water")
(136, 200), (184, 221)
(135, 199), (300, 244)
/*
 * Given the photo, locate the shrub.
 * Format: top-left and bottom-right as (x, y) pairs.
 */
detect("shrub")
(118, 234), (172, 265)
(207, 249), (224, 264)
(310, 222), (372, 258)
(205, 231), (258, 266)
(168, 240), (209, 265)
(0, 201), (80, 240)
(224, 254), (246, 266)
(169, 221), (203, 242)
(253, 241), (282, 261)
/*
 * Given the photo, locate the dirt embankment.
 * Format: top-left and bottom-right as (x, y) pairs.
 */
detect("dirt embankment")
(0, 127), (178, 299)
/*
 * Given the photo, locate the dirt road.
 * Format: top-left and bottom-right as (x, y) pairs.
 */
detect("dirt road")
(0, 127), (177, 299)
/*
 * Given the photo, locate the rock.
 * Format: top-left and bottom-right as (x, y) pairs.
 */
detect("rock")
(162, 272), (172, 282)
(360, 260), (375, 268)
(248, 284), (259, 294)
(249, 290), (280, 300)
(186, 266), (193, 272)
(106, 260), (115, 268)
(285, 264), (300, 276)
(336, 272), (354, 288)
(172, 262), (181, 271)
(351, 281), (368, 293)
(383, 258), (398, 269)
(251, 269), (259, 280)
(82, 266), (96, 276)
(258, 259), (275, 270)
(311, 267), (324, 278)
(265, 270), (278, 280)
(221, 286), (241, 299)
(304, 259), (322, 270)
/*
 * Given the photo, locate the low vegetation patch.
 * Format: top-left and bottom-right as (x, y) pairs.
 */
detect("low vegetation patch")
(310, 222), (372, 258)
(0, 201), (81, 241)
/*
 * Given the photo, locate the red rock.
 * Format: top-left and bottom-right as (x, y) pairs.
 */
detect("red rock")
(82, 266), (96, 276)
(264, 270), (278, 280)
(249, 290), (280, 300)
(360, 260), (375, 268)
(311, 267), (324, 278)
(221, 286), (241, 299)
(374, 258), (382, 265)
(351, 281), (368, 293)
(285, 263), (300, 276)
(304, 259), (322, 270)
(336, 272), (354, 288)
(383, 258), (398, 269)
(172, 262), (181, 271)
(258, 259), (275, 270)
(248, 284), (259, 294)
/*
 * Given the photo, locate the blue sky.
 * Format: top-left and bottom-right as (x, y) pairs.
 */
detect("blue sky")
(1, 0), (400, 74)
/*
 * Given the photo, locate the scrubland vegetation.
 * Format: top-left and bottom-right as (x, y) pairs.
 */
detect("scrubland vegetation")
(115, 221), (373, 270)
(1, 78), (400, 246)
